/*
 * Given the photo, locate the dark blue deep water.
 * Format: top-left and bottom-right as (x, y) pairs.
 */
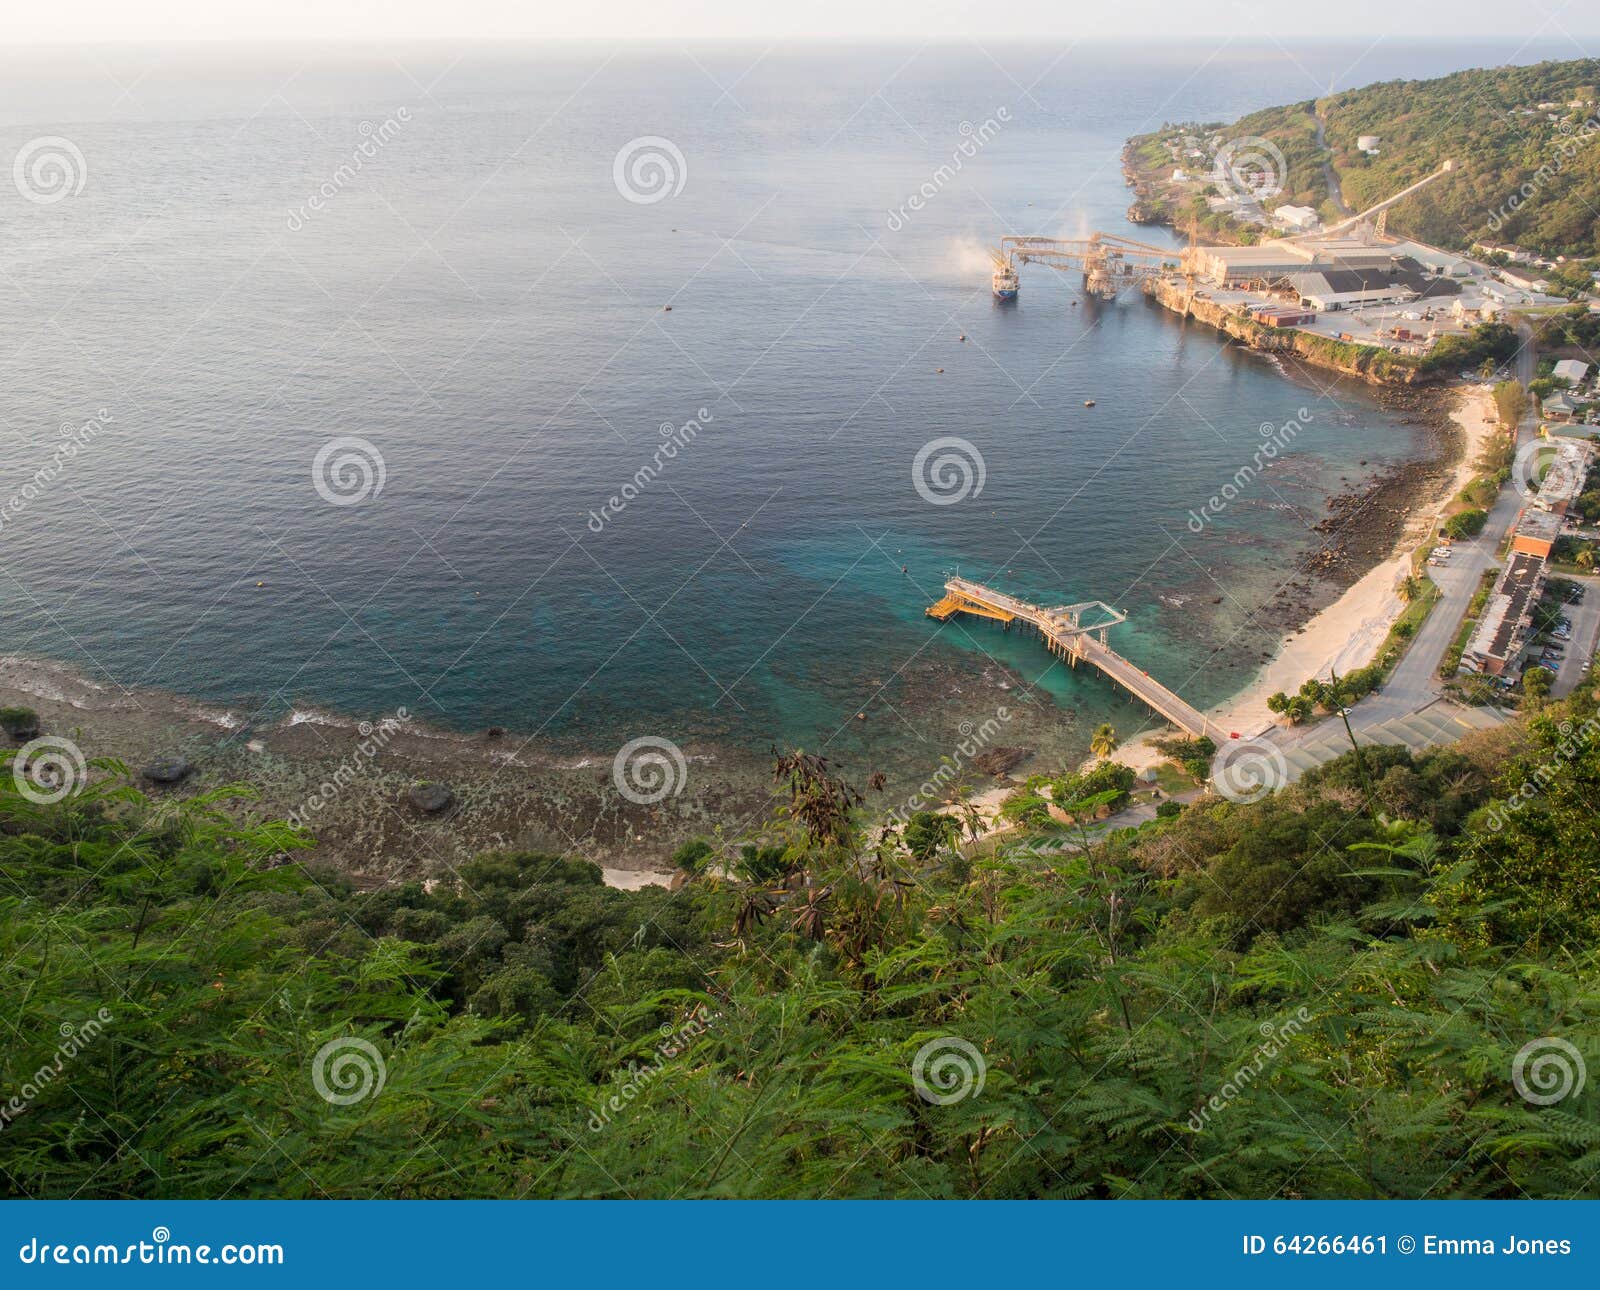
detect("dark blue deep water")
(0, 41), (1568, 775)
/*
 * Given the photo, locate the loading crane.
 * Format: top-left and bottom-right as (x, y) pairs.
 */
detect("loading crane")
(991, 231), (1182, 301)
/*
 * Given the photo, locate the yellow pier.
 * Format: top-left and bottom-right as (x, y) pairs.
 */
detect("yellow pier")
(926, 576), (1212, 739)
(927, 592), (1014, 624)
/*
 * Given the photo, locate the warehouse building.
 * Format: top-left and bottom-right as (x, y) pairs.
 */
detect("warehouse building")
(1190, 244), (1311, 285)
(1510, 507), (1563, 558)
(1286, 258), (1460, 312)
(1461, 552), (1547, 677)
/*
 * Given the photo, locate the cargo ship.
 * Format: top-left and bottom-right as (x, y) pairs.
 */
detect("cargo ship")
(991, 256), (1018, 301)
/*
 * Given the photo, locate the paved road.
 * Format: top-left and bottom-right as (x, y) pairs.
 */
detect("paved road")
(1313, 110), (1353, 217)
(1551, 575), (1600, 698)
(1515, 320), (1537, 386)
(1354, 410), (1526, 725)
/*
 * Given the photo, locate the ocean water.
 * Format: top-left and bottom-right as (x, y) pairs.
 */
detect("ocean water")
(0, 40), (1566, 778)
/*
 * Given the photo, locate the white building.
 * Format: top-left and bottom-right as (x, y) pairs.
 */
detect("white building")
(1500, 269), (1552, 292)
(1452, 298), (1501, 323)
(1357, 134), (1381, 151)
(1274, 204), (1321, 231)
(1553, 359), (1591, 386)
(1291, 272), (1417, 311)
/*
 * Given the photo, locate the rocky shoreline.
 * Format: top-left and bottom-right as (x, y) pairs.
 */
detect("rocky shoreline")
(1145, 280), (1435, 387)
(0, 655), (763, 887)
(0, 649), (1068, 887)
(1190, 380), (1458, 678)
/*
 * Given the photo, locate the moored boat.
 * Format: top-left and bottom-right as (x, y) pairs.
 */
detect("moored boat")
(991, 258), (1019, 301)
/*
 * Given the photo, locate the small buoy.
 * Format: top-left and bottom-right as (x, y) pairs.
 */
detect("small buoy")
(959, 334), (966, 341)
(856, 712), (866, 721)
(255, 581), (264, 587)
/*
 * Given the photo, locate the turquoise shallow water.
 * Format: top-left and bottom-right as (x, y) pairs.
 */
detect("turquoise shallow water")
(0, 41), (1561, 779)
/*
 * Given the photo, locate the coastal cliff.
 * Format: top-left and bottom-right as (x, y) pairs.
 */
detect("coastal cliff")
(1145, 278), (1436, 386)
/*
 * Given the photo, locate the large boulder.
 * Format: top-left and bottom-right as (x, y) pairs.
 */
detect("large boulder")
(973, 746), (1032, 778)
(407, 782), (455, 815)
(0, 707), (40, 741)
(141, 757), (194, 785)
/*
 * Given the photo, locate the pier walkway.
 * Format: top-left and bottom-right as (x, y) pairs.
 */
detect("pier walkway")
(927, 577), (1214, 739)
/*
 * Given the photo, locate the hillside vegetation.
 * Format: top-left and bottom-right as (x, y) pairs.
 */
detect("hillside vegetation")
(1260, 60), (1600, 255)
(4, 683), (1600, 1198)
(1139, 58), (1600, 258)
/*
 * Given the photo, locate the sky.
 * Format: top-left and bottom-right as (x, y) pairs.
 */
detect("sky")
(7, 0), (1600, 43)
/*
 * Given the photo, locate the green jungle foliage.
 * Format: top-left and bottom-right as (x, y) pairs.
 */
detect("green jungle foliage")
(1213, 60), (1600, 256)
(1422, 324), (1521, 376)
(3, 695), (1599, 1199)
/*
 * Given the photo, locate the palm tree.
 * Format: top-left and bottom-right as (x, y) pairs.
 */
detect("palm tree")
(1399, 574), (1424, 603)
(1090, 723), (1119, 759)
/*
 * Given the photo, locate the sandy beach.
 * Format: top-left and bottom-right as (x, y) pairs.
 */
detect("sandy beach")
(1112, 383), (1502, 770)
